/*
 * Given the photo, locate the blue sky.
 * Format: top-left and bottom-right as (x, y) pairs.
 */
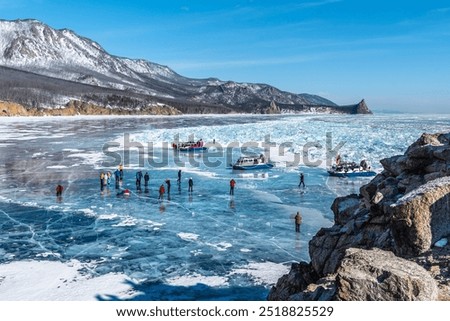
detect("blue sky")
(1, 0), (450, 112)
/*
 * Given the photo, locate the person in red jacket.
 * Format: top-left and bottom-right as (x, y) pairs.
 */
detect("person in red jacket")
(229, 179), (236, 195)
(159, 184), (165, 200)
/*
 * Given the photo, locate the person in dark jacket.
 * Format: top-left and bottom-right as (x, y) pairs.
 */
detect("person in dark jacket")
(56, 184), (64, 197)
(188, 177), (193, 193)
(136, 170), (143, 189)
(144, 172), (150, 187)
(298, 173), (305, 188)
(177, 170), (182, 185)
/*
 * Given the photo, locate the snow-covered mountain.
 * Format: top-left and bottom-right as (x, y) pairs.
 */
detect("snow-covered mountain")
(0, 19), (183, 95)
(0, 19), (368, 114)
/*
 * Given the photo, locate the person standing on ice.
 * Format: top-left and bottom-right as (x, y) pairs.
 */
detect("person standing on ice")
(295, 211), (302, 233)
(144, 172), (150, 187)
(159, 184), (165, 200)
(177, 170), (182, 185)
(165, 178), (171, 194)
(188, 177), (194, 193)
(136, 170), (143, 189)
(55, 184), (64, 197)
(102, 172), (108, 189)
(118, 164), (124, 181)
(229, 178), (236, 195)
(100, 172), (105, 191)
(114, 169), (120, 188)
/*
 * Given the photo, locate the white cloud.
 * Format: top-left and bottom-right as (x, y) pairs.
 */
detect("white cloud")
(295, 0), (342, 9)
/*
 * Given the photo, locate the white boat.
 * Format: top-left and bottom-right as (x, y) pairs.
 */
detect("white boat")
(232, 155), (274, 170)
(327, 160), (376, 177)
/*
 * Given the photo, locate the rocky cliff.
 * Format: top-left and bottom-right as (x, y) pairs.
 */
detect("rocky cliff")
(269, 132), (450, 301)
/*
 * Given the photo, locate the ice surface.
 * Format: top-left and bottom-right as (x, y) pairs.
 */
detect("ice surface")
(0, 113), (449, 300)
(0, 260), (137, 301)
(434, 238), (448, 247)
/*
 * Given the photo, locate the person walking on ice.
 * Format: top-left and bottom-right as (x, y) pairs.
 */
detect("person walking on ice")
(295, 211), (302, 233)
(298, 172), (305, 188)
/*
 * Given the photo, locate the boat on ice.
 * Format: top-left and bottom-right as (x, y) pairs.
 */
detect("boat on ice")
(327, 160), (376, 177)
(172, 139), (207, 152)
(232, 155), (274, 170)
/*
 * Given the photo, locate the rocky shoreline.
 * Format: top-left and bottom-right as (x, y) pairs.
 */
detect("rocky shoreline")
(269, 132), (450, 301)
(0, 100), (182, 116)
(0, 99), (371, 117)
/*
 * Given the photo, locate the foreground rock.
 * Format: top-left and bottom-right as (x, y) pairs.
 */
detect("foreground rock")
(272, 248), (438, 301)
(391, 177), (450, 256)
(335, 248), (437, 300)
(269, 132), (450, 301)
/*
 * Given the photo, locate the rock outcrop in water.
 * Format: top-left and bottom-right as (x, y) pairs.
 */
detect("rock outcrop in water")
(269, 132), (450, 301)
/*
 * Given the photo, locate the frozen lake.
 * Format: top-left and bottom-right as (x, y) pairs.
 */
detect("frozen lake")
(0, 113), (449, 300)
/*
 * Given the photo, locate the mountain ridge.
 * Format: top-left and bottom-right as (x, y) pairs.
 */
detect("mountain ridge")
(0, 19), (372, 115)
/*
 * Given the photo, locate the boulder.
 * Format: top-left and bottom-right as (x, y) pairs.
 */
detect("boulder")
(289, 275), (337, 301)
(309, 209), (392, 278)
(335, 248), (439, 301)
(360, 173), (386, 208)
(433, 146), (450, 161)
(424, 160), (448, 174)
(380, 155), (404, 176)
(397, 173), (425, 194)
(309, 226), (343, 276)
(390, 176), (450, 256)
(267, 262), (319, 300)
(331, 194), (360, 225)
(406, 144), (437, 159)
(405, 133), (443, 154)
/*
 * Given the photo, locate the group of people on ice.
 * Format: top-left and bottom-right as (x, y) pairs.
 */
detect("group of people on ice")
(105, 166), (202, 201)
(102, 164), (241, 202)
(56, 163), (305, 233)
